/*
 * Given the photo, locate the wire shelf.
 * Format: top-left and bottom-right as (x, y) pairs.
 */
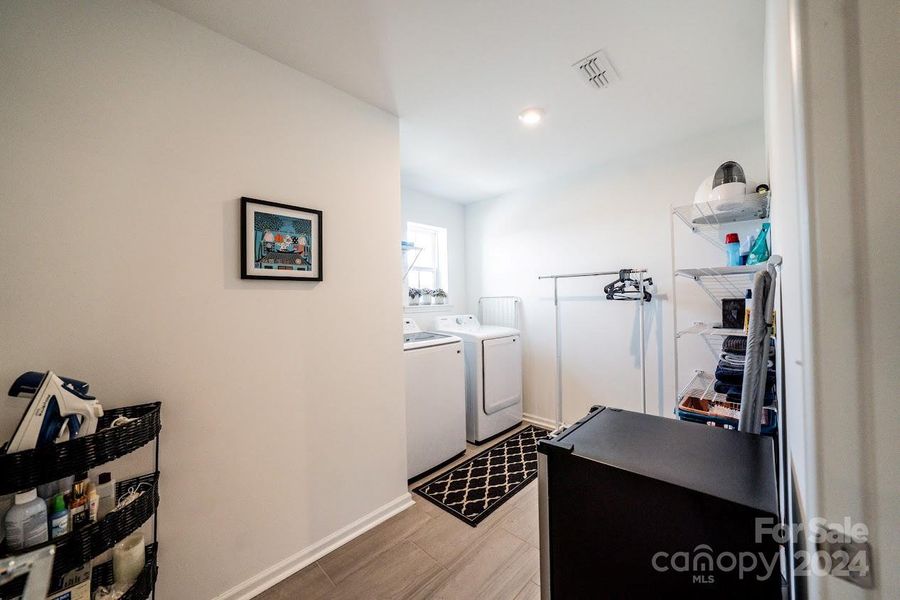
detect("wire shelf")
(675, 370), (776, 433)
(0, 403), (161, 495)
(674, 258), (780, 306)
(0, 473), (159, 587)
(676, 322), (747, 339)
(401, 242), (423, 281)
(673, 193), (769, 229)
(91, 543), (158, 600)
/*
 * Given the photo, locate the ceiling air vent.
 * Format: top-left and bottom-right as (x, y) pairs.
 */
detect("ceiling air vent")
(573, 50), (619, 89)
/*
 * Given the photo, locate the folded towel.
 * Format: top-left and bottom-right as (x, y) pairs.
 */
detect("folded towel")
(721, 336), (775, 357)
(721, 335), (747, 355)
(719, 353), (774, 369)
(718, 353), (746, 368)
(715, 363), (776, 386)
(714, 381), (776, 405)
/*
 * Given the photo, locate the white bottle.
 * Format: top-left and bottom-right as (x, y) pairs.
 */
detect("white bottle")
(3, 489), (49, 551)
(96, 472), (116, 520)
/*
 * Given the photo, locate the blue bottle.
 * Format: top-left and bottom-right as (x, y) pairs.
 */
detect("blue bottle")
(725, 233), (741, 266)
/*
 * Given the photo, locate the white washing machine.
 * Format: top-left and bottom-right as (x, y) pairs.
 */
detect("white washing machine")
(434, 315), (523, 444)
(403, 318), (466, 480)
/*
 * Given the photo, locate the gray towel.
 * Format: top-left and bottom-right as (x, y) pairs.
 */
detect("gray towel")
(739, 265), (777, 433)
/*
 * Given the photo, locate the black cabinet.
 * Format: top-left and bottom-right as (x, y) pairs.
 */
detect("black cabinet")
(537, 406), (781, 599)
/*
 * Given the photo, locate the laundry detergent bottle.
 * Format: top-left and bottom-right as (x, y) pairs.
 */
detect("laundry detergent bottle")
(747, 223), (771, 265)
(725, 233), (741, 266)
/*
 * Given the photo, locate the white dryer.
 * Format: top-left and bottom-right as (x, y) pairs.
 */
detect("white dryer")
(403, 318), (466, 480)
(434, 315), (523, 444)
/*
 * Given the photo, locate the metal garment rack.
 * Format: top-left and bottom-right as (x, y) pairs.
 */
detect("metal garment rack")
(538, 269), (650, 433)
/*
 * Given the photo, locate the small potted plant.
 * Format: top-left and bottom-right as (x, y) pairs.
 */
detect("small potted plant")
(433, 289), (448, 305)
(419, 288), (434, 305)
(408, 288), (421, 306)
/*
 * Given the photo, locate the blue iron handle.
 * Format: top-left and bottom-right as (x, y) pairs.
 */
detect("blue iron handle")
(8, 371), (93, 398)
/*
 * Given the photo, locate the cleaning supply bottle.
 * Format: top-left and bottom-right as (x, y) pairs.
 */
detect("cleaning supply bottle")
(96, 472), (116, 520)
(48, 493), (69, 539)
(4, 489), (49, 550)
(87, 481), (100, 523)
(743, 289), (753, 333)
(747, 223), (771, 265)
(725, 233), (741, 266)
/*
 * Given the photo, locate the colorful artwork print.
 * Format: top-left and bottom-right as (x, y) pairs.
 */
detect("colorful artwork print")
(241, 197), (323, 281)
(254, 212), (312, 271)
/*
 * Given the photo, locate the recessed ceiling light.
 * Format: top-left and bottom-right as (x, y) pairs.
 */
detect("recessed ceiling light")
(518, 107), (544, 126)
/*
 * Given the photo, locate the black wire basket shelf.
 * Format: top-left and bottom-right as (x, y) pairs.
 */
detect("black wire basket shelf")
(91, 543), (159, 600)
(0, 543), (159, 600)
(0, 472), (159, 591)
(0, 402), (161, 495)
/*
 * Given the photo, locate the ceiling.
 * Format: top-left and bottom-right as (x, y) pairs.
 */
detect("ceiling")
(154, 1), (765, 202)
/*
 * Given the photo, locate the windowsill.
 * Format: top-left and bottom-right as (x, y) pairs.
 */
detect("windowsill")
(404, 304), (454, 313)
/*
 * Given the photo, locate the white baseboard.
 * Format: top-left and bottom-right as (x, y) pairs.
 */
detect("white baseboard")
(212, 492), (414, 600)
(523, 412), (557, 430)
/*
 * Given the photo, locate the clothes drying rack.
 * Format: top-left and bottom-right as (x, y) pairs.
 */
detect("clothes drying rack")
(538, 268), (650, 433)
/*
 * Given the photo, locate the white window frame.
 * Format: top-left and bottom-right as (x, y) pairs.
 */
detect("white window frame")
(406, 221), (449, 295)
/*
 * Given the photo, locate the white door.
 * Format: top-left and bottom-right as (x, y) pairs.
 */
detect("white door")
(404, 343), (466, 479)
(482, 336), (522, 414)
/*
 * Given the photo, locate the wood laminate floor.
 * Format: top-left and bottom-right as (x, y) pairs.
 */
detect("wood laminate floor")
(254, 424), (541, 600)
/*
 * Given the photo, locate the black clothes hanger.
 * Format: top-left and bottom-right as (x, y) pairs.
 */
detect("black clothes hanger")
(603, 269), (653, 302)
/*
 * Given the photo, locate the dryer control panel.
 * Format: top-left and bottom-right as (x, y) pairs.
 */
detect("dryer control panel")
(435, 314), (479, 331)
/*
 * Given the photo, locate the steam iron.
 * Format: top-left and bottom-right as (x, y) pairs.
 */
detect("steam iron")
(4, 371), (104, 453)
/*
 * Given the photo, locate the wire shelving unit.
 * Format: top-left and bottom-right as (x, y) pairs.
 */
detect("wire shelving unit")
(669, 191), (780, 412)
(670, 190), (790, 586)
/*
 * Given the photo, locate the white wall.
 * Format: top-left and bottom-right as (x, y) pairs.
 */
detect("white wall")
(0, 2), (408, 599)
(401, 187), (467, 329)
(465, 121), (766, 424)
(785, 0), (900, 597)
(853, 2), (900, 595)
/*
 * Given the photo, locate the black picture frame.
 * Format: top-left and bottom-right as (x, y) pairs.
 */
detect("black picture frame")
(240, 196), (323, 281)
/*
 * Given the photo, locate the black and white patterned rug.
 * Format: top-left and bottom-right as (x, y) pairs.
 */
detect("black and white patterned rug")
(414, 425), (549, 527)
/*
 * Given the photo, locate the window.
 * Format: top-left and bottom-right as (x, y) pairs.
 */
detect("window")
(406, 221), (449, 293)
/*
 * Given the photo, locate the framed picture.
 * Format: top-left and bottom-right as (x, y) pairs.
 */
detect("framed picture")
(241, 197), (323, 281)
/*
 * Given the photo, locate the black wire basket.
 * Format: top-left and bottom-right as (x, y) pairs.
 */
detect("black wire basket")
(0, 402), (161, 495)
(91, 543), (159, 600)
(0, 472), (159, 587)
